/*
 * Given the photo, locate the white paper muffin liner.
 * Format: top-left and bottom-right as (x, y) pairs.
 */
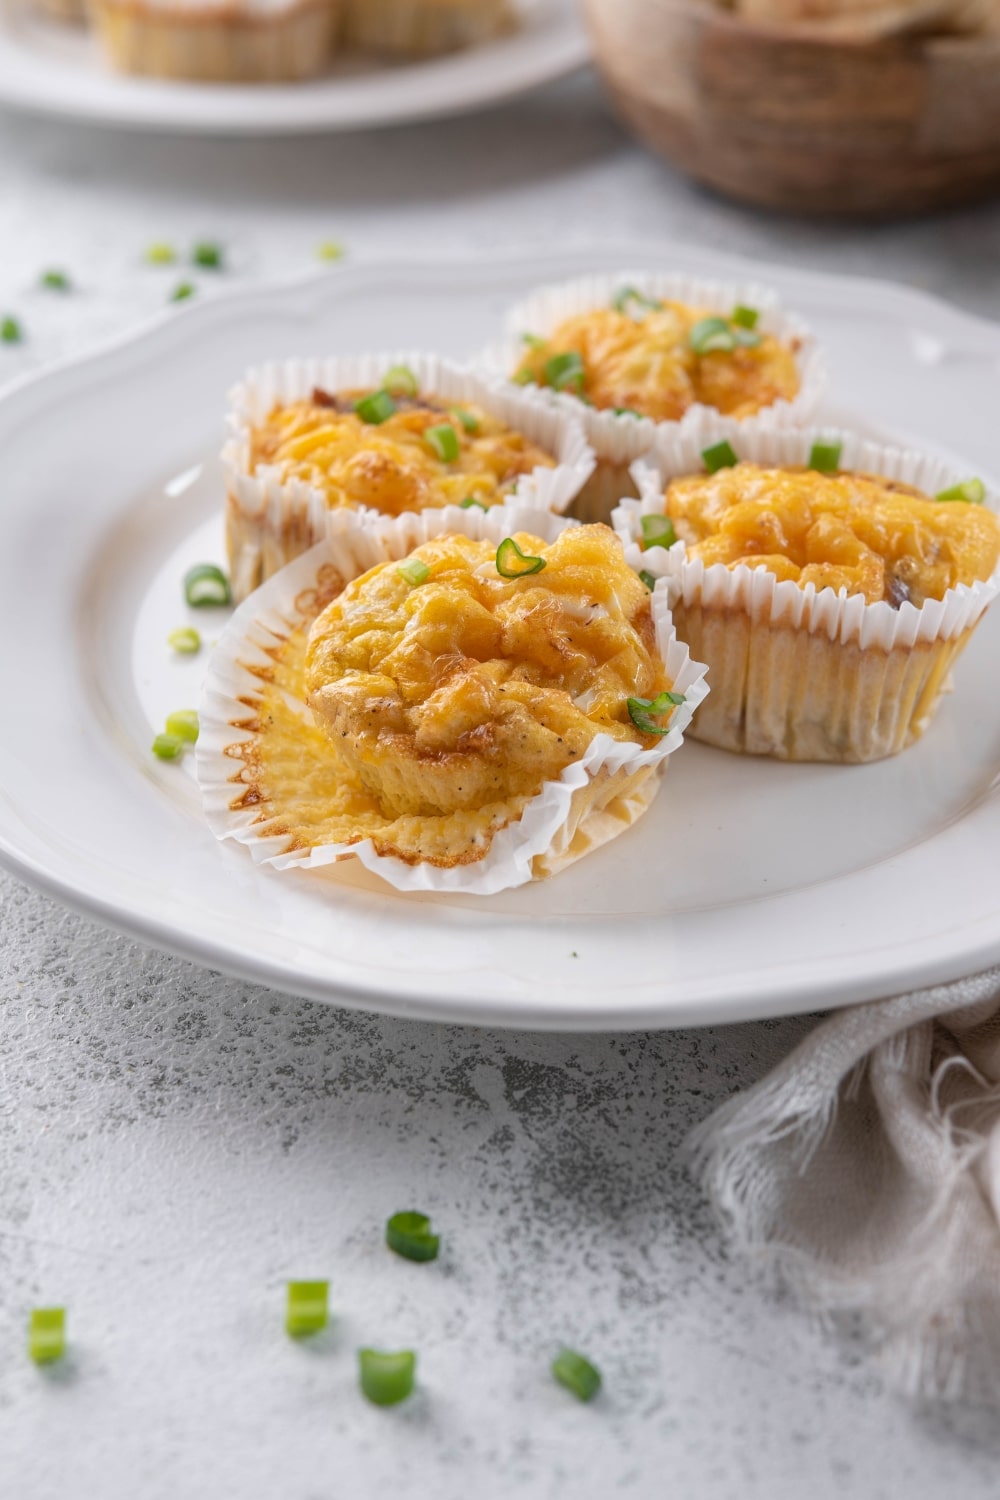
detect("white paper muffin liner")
(223, 351), (596, 601)
(612, 421), (1000, 761)
(476, 269), (825, 478)
(197, 504), (709, 896)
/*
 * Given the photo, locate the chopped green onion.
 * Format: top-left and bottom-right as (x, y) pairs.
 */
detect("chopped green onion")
(316, 241), (345, 263)
(460, 496), (487, 510)
(355, 390), (396, 425)
(512, 369), (535, 386)
(702, 440), (739, 474)
(165, 709), (199, 744)
(450, 407), (480, 434)
(627, 690), (686, 736)
(936, 477), (986, 504)
(191, 242), (223, 270)
(496, 537), (546, 579)
(809, 440), (843, 474)
(386, 1211), (440, 1263)
(733, 327), (763, 348)
(167, 627), (201, 655)
(397, 559), (430, 587)
(40, 270), (71, 292)
(639, 570), (657, 591)
(1, 316), (22, 344)
(359, 1349), (416, 1407)
(640, 514), (677, 550)
(552, 1348), (601, 1403)
(29, 1309), (66, 1365)
(521, 332), (546, 348)
(544, 351), (585, 392)
(286, 1281), (329, 1338)
(171, 283), (196, 303)
(184, 563), (231, 607)
(613, 287), (662, 316)
(690, 316), (738, 355)
(152, 733), (184, 761)
(731, 304), (760, 330)
(425, 423), (460, 463)
(613, 407), (643, 419)
(145, 242), (177, 265)
(382, 365), (419, 398)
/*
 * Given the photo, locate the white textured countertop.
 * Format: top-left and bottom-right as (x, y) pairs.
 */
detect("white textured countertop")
(3, 72), (1000, 1500)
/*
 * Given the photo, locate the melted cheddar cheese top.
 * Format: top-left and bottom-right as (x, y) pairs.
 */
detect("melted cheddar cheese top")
(514, 305), (800, 422)
(249, 387), (556, 516)
(658, 464), (1000, 606)
(303, 525), (671, 831)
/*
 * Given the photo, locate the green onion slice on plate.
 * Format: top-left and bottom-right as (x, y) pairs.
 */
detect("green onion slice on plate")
(936, 478), (986, 504)
(627, 690), (686, 736)
(552, 1348), (601, 1403)
(165, 710), (199, 744)
(702, 440), (739, 474)
(151, 733), (184, 761)
(184, 563), (231, 608)
(397, 559), (430, 587)
(359, 1349), (417, 1407)
(386, 1211), (440, 1263)
(640, 514), (677, 550)
(286, 1281), (329, 1338)
(29, 1309), (66, 1365)
(496, 538), (546, 578)
(167, 627), (201, 655)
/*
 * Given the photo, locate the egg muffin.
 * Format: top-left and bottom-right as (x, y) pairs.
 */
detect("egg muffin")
(224, 354), (594, 602)
(486, 272), (823, 524)
(91, 0), (342, 81)
(198, 508), (708, 893)
(614, 427), (1000, 762)
(341, 0), (516, 54)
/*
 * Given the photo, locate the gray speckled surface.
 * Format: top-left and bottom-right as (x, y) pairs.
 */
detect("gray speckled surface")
(3, 69), (1000, 1498)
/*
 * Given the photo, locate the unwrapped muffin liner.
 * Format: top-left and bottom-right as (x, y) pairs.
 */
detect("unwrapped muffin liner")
(223, 351), (596, 602)
(613, 419), (1000, 761)
(198, 504), (709, 896)
(476, 269), (825, 512)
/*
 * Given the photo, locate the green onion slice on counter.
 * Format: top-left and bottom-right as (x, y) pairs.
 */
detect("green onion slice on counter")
(397, 560), (430, 587)
(145, 242), (177, 265)
(170, 283), (196, 303)
(382, 365), (419, 398)
(460, 496), (487, 510)
(425, 423), (460, 463)
(544, 351), (585, 392)
(639, 570), (657, 591)
(627, 690), (686, 736)
(286, 1281), (329, 1338)
(386, 1211), (440, 1263)
(808, 440), (843, 474)
(40, 270), (71, 291)
(551, 1348), (601, 1403)
(359, 1349), (417, 1407)
(613, 287), (662, 316)
(151, 733), (184, 761)
(29, 1309), (66, 1365)
(702, 440), (739, 474)
(355, 390), (397, 425)
(689, 317), (738, 355)
(1, 316), (22, 343)
(936, 478), (986, 504)
(731, 304), (760, 330)
(640, 514), (677, 550)
(167, 627), (201, 655)
(184, 563), (231, 608)
(316, 241), (345, 263)
(191, 242), (223, 270)
(450, 407), (480, 434)
(165, 710), (199, 744)
(496, 538), (546, 578)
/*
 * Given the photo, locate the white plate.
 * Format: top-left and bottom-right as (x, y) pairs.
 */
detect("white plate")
(2, 245), (1000, 1032)
(0, 0), (586, 134)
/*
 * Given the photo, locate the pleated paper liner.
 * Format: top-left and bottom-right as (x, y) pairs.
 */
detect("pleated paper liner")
(223, 351), (596, 602)
(476, 269), (825, 522)
(613, 419), (1000, 762)
(197, 503), (709, 896)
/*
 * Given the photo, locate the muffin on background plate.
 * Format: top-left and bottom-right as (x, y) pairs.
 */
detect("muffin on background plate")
(91, 0), (342, 82)
(341, 0), (516, 55)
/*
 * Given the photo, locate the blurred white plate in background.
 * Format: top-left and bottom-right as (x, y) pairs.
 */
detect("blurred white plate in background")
(0, 0), (588, 134)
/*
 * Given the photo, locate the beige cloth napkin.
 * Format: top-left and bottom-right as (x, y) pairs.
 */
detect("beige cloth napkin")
(689, 966), (1000, 1404)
